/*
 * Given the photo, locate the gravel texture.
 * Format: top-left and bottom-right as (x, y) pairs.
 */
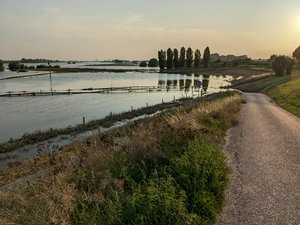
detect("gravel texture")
(217, 93), (300, 225)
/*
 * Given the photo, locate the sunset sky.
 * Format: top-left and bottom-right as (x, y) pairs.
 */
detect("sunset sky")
(0, 0), (299, 60)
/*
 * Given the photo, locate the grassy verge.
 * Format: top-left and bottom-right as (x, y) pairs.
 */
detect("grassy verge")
(231, 74), (291, 93)
(267, 70), (300, 117)
(0, 91), (242, 225)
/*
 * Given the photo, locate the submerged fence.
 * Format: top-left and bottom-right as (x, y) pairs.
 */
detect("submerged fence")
(0, 85), (203, 97)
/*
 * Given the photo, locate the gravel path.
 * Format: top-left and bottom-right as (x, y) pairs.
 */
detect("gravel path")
(218, 93), (300, 225)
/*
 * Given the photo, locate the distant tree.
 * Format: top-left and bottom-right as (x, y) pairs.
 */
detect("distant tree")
(0, 60), (4, 71)
(179, 47), (186, 67)
(194, 49), (201, 68)
(158, 50), (166, 70)
(292, 46), (300, 60)
(203, 47), (211, 68)
(8, 61), (21, 71)
(148, 58), (158, 67)
(272, 55), (294, 76)
(173, 48), (179, 69)
(269, 54), (277, 62)
(166, 48), (173, 69)
(186, 47), (193, 67)
(139, 61), (148, 67)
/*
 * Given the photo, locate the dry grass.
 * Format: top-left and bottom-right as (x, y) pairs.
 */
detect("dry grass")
(0, 91), (242, 225)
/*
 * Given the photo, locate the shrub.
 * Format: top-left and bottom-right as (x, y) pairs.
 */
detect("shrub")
(8, 61), (21, 71)
(139, 61), (148, 67)
(170, 136), (228, 223)
(148, 58), (158, 67)
(272, 55), (294, 76)
(0, 59), (4, 71)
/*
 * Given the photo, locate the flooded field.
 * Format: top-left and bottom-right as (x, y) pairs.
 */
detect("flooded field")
(0, 67), (233, 143)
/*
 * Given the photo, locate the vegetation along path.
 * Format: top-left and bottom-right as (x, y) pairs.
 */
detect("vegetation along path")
(218, 93), (300, 225)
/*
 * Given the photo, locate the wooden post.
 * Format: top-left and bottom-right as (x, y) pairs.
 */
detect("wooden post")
(173, 95), (175, 102)
(146, 103), (148, 107)
(162, 99), (164, 104)
(131, 106), (133, 111)
(83, 116), (85, 125)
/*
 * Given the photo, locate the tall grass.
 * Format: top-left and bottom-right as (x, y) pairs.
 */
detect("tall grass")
(0, 91), (242, 225)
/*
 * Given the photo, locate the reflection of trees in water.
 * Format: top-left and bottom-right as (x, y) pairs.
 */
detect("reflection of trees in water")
(179, 79), (185, 90)
(158, 74), (210, 92)
(167, 80), (173, 87)
(173, 80), (178, 87)
(202, 75), (210, 92)
(158, 80), (165, 86)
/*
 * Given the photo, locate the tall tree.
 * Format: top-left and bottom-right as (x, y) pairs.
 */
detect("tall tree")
(186, 47), (193, 67)
(179, 47), (186, 68)
(0, 60), (4, 71)
(173, 48), (179, 69)
(203, 46), (211, 68)
(166, 48), (174, 69)
(292, 46), (300, 59)
(158, 50), (166, 70)
(194, 49), (201, 68)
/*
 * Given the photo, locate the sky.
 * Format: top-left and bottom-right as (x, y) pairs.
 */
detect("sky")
(0, 0), (299, 60)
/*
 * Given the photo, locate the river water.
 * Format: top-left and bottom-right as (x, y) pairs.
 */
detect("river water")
(0, 63), (233, 144)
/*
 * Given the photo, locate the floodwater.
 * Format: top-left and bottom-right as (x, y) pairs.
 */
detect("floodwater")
(0, 67), (233, 144)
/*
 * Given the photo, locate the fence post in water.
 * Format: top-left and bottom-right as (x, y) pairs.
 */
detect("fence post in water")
(110, 112), (113, 117)
(146, 103), (148, 107)
(162, 99), (164, 104)
(173, 95), (175, 102)
(131, 106), (133, 111)
(83, 116), (86, 126)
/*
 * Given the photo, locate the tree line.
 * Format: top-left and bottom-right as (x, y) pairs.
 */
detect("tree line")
(158, 47), (210, 70)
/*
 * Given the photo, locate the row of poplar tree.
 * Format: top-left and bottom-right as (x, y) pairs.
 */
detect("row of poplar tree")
(158, 46), (210, 70)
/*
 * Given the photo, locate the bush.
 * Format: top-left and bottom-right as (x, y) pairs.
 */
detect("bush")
(8, 61), (28, 71)
(0, 59), (4, 71)
(139, 61), (148, 67)
(8, 61), (21, 71)
(36, 64), (47, 69)
(170, 137), (228, 222)
(272, 55), (294, 76)
(148, 58), (158, 67)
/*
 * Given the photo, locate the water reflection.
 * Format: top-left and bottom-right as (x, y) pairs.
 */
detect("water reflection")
(0, 72), (231, 143)
(158, 73), (210, 93)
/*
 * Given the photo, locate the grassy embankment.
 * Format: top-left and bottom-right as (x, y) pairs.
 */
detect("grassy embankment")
(267, 69), (300, 117)
(0, 91), (242, 225)
(231, 74), (291, 93)
(231, 66), (300, 117)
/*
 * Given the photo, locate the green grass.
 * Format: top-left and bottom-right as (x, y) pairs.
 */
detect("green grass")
(267, 71), (300, 117)
(0, 91), (242, 225)
(232, 75), (291, 93)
